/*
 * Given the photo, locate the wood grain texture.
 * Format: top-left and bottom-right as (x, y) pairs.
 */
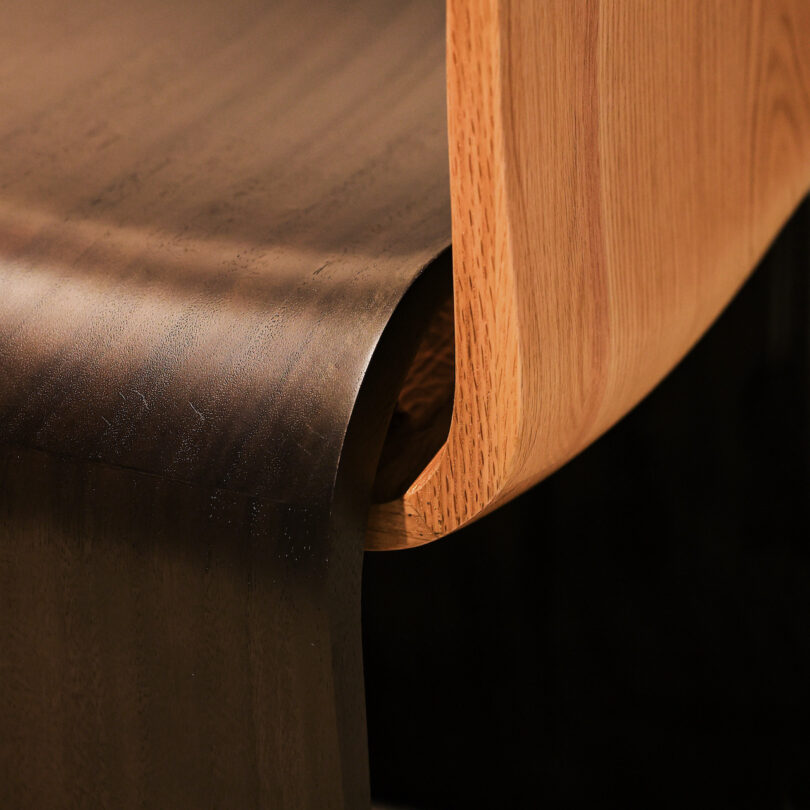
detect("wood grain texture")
(0, 264), (445, 809)
(1, 447), (368, 809)
(0, 0), (449, 805)
(4, 2), (810, 803)
(368, 0), (810, 547)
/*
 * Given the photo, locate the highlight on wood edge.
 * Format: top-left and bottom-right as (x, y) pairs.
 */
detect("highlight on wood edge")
(367, 0), (810, 551)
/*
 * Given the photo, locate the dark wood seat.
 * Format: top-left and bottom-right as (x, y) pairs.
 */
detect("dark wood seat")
(0, 1), (449, 807)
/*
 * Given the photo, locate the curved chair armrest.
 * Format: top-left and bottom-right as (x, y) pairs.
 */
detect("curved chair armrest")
(368, 0), (810, 548)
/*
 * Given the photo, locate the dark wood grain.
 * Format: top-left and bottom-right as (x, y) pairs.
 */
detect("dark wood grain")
(0, 0), (450, 806)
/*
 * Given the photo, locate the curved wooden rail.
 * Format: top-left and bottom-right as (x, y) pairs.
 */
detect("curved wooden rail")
(368, 0), (810, 548)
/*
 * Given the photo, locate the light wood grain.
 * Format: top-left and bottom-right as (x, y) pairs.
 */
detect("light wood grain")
(368, 0), (810, 548)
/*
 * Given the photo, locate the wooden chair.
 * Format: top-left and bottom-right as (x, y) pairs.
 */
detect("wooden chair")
(1, 0), (808, 806)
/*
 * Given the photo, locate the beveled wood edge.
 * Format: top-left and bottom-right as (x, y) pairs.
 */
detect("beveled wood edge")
(366, 0), (810, 550)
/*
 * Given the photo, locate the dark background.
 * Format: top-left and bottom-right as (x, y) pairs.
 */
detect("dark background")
(363, 198), (810, 809)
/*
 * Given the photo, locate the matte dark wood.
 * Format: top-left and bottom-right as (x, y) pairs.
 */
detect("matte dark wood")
(0, 0), (449, 806)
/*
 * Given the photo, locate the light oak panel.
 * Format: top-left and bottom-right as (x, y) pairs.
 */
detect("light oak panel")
(368, 0), (810, 548)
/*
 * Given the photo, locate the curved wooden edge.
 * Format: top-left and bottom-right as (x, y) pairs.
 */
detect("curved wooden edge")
(0, 1), (451, 803)
(367, 0), (810, 549)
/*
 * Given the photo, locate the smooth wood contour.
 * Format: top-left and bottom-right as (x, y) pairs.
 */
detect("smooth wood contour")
(0, 1), (448, 806)
(2, 0), (810, 802)
(368, 0), (810, 547)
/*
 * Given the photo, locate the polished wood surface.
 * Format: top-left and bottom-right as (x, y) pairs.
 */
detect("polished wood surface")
(0, 0), (448, 806)
(3, 0), (810, 802)
(6, 1), (807, 554)
(0, 3), (451, 530)
(0, 0), (449, 495)
(369, 0), (810, 547)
